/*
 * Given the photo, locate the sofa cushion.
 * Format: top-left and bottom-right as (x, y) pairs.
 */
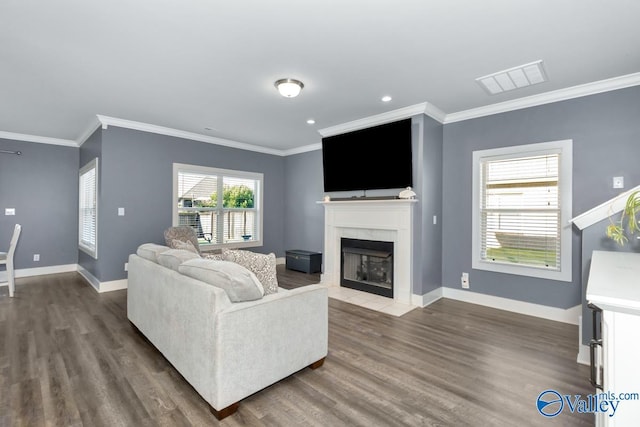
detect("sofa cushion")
(157, 249), (201, 271)
(221, 249), (278, 295)
(169, 239), (200, 254)
(179, 258), (264, 302)
(136, 243), (171, 263)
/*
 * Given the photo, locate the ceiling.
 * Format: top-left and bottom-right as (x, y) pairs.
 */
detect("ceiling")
(2, 1), (639, 153)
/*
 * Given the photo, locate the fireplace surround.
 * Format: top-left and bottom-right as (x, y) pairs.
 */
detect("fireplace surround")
(320, 199), (417, 305)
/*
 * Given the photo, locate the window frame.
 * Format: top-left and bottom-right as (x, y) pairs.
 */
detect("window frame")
(79, 157), (99, 258)
(172, 163), (264, 250)
(471, 139), (573, 282)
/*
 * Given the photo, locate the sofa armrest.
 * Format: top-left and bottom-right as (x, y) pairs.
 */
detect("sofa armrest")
(212, 285), (328, 409)
(127, 254), (232, 401)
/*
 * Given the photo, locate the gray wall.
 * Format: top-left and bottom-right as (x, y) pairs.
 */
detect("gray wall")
(283, 150), (325, 254)
(0, 138), (79, 271)
(78, 128), (102, 279)
(92, 126), (286, 282)
(442, 86), (640, 309)
(417, 115), (443, 295)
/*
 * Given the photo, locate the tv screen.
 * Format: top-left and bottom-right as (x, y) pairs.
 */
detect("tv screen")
(321, 118), (413, 192)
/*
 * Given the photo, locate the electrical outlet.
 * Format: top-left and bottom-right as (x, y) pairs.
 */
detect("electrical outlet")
(613, 176), (624, 189)
(124, 262), (128, 272)
(33, 254), (40, 262)
(5, 208), (15, 216)
(461, 272), (469, 289)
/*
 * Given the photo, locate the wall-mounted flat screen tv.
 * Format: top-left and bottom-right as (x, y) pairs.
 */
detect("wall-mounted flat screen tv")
(321, 118), (413, 192)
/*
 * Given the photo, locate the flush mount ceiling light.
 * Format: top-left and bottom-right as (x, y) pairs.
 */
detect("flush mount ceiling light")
(381, 95), (392, 102)
(306, 119), (316, 125)
(476, 60), (547, 95)
(275, 78), (304, 98)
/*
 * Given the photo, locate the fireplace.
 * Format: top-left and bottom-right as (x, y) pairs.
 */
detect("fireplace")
(320, 199), (416, 305)
(341, 238), (394, 298)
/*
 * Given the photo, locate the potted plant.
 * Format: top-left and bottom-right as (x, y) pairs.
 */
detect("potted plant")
(606, 190), (640, 245)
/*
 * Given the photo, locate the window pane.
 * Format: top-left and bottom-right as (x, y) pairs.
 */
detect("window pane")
(480, 153), (560, 269)
(177, 172), (217, 208)
(222, 210), (256, 243)
(174, 165), (262, 248)
(79, 159), (98, 257)
(222, 177), (255, 208)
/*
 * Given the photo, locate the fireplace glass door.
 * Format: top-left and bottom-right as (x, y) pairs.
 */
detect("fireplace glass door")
(341, 238), (393, 298)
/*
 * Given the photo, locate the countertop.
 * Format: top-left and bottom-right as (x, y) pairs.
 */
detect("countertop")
(586, 250), (640, 315)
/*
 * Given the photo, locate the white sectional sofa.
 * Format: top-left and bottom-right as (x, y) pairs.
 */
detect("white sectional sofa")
(126, 246), (328, 420)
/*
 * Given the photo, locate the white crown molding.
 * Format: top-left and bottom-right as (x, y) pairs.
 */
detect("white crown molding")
(96, 115), (285, 156)
(0, 130), (77, 147)
(76, 118), (102, 146)
(570, 184), (640, 230)
(282, 143), (322, 155)
(4, 72), (640, 153)
(445, 72), (640, 124)
(318, 102), (446, 138)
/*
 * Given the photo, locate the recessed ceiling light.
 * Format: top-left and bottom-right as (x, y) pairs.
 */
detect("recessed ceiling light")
(381, 95), (392, 102)
(306, 119), (316, 125)
(476, 60), (547, 95)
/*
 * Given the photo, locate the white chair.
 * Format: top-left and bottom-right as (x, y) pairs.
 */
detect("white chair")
(0, 224), (21, 297)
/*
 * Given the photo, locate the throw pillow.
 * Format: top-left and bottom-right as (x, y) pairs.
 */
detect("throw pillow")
(163, 226), (202, 255)
(221, 249), (278, 295)
(178, 258), (264, 302)
(170, 239), (200, 255)
(157, 249), (201, 272)
(136, 243), (171, 263)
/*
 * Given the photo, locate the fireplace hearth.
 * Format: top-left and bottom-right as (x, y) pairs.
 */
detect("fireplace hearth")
(341, 238), (393, 298)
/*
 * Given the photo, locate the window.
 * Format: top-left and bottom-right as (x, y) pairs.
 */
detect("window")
(79, 158), (98, 258)
(472, 140), (572, 282)
(173, 163), (263, 249)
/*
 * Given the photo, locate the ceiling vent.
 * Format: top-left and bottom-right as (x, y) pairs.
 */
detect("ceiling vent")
(476, 60), (547, 95)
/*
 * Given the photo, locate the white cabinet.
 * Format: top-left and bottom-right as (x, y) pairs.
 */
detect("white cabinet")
(587, 251), (640, 427)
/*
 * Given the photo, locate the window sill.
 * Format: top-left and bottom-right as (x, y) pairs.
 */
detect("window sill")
(472, 258), (571, 282)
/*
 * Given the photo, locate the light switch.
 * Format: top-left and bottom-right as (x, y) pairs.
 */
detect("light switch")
(5, 208), (15, 216)
(118, 207), (125, 216)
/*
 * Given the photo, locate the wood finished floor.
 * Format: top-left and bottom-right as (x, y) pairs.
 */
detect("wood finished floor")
(0, 266), (594, 426)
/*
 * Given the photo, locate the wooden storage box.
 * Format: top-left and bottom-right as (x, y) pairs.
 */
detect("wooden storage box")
(285, 250), (322, 274)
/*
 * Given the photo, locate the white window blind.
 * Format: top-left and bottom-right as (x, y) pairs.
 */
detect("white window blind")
(79, 158), (98, 258)
(480, 153), (560, 269)
(173, 164), (262, 249)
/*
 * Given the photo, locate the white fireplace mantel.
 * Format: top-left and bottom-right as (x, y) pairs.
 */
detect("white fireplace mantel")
(319, 199), (417, 305)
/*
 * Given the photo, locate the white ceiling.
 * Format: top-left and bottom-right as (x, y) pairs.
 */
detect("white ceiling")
(2, 1), (639, 152)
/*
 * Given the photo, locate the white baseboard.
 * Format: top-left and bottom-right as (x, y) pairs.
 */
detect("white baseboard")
(577, 344), (590, 366)
(441, 287), (580, 325)
(77, 265), (128, 293)
(77, 265), (100, 292)
(0, 264), (78, 284)
(276, 256), (285, 265)
(99, 279), (128, 292)
(412, 287), (444, 307)
(576, 315), (590, 365)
